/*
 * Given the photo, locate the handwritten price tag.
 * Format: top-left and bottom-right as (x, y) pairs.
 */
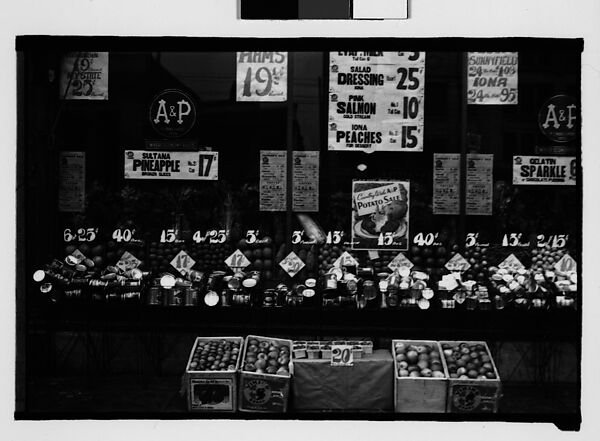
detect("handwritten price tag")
(279, 252), (305, 277)
(445, 253), (471, 272)
(333, 251), (358, 268)
(224, 249), (251, 271)
(170, 250), (196, 276)
(331, 345), (354, 367)
(116, 251), (141, 272)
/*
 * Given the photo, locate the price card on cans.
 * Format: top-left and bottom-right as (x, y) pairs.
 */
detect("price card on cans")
(116, 251), (142, 272)
(554, 254), (577, 273)
(333, 251), (359, 268)
(331, 345), (354, 367)
(279, 252), (305, 277)
(388, 252), (414, 272)
(445, 253), (471, 272)
(499, 253), (525, 272)
(224, 249), (251, 271)
(170, 250), (196, 276)
(70, 249), (87, 261)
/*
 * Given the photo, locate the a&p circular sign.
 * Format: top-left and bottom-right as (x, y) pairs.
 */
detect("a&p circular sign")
(538, 95), (578, 143)
(149, 89), (196, 138)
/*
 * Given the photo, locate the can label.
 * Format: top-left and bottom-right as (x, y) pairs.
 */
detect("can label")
(147, 286), (161, 305)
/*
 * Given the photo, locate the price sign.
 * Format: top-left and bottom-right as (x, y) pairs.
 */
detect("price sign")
(70, 249), (87, 261)
(291, 230), (305, 245)
(413, 232), (440, 247)
(388, 253), (414, 272)
(63, 228), (98, 242)
(465, 233), (479, 248)
(225, 249), (251, 271)
(445, 253), (471, 272)
(501, 233), (528, 247)
(279, 252), (305, 277)
(246, 230), (260, 244)
(160, 229), (177, 243)
(170, 250), (196, 276)
(112, 228), (136, 243)
(236, 52), (287, 102)
(116, 251), (141, 272)
(536, 234), (568, 248)
(331, 345), (354, 367)
(326, 231), (344, 245)
(554, 254), (577, 273)
(333, 251), (359, 268)
(198, 152), (219, 180)
(499, 253), (525, 272)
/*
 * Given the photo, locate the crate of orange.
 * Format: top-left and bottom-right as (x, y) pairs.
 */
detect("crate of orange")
(184, 336), (244, 412)
(392, 339), (449, 413)
(439, 341), (502, 413)
(238, 335), (293, 412)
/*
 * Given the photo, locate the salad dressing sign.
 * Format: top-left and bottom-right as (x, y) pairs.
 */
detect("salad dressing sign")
(236, 52), (287, 102)
(351, 180), (410, 251)
(467, 52), (518, 105)
(328, 52), (425, 152)
(513, 156), (576, 186)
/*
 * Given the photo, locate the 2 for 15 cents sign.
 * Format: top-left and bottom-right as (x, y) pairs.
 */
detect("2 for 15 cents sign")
(236, 52), (287, 102)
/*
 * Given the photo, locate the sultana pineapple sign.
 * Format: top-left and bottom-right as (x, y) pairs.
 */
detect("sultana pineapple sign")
(351, 180), (410, 251)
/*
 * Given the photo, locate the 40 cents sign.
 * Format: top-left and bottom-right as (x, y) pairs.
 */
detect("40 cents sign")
(236, 52), (287, 102)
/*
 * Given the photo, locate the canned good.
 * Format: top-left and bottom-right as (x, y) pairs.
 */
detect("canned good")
(328, 267), (344, 280)
(305, 278), (316, 288)
(188, 270), (204, 283)
(123, 268), (143, 280)
(184, 287), (198, 306)
(167, 287), (183, 306)
(323, 273), (338, 291)
(147, 286), (162, 305)
(295, 284), (307, 295)
(363, 280), (378, 300)
(302, 288), (316, 298)
(204, 290), (219, 307)
(493, 295), (505, 310)
(357, 267), (374, 278)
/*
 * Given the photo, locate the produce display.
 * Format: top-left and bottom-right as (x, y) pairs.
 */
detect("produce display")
(441, 342), (497, 380)
(242, 337), (291, 376)
(394, 341), (446, 378)
(187, 339), (241, 372)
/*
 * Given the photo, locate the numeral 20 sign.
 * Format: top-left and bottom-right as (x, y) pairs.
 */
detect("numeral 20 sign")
(236, 52), (287, 102)
(331, 345), (354, 367)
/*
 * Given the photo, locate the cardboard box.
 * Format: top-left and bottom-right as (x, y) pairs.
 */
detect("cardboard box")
(184, 336), (244, 412)
(393, 340), (449, 413)
(440, 341), (502, 413)
(238, 335), (293, 412)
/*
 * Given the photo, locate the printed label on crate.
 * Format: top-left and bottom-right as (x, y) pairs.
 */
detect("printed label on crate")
(433, 153), (461, 215)
(124, 150), (218, 180)
(60, 52), (109, 100)
(170, 250), (196, 276)
(260, 150), (287, 211)
(116, 251), (141, 272)
(190, 378), (234, 411)
(387, 252), (414, 271)
(279, 252), (305, 277)
(467, 52), (518, 105)
(240, 375), (289, 412)
(554, 254), (577, 273)
(445, 253), (471, 272)
(225, 249), (251, 271)
(292, 151), (319, 212)
(59, 151), (86, 212)
(512, 156), (576, 186)
(466, 154), (493, 216)
(328, 51), (425, 152)
(351, 180), (410, 251)
(236, 52), (287, 102)
(450, 384), (499, 413)
(331, 345), (354, 367)
(498, 253), (525, 272)
(333, 251), (359, 268)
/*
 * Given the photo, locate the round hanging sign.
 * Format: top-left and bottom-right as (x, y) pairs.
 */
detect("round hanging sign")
(149, 89), (196, 138)
(538, 95), (578, 143)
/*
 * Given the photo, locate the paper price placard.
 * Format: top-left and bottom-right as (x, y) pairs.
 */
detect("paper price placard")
(468, 52), (518, 105)
(225, 250), (251, 271)
(116, 251), (142, 272)
(170, 250), (196, 276)
(236, 52), (287, 102)
(445, 253), (471, 272)
(331, 345), (354, 367)
(279, 252), (305, 277)
(499, 253), (525, 272)
(388, 253), (414, 271)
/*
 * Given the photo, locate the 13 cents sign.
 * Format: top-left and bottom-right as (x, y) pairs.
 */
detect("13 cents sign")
(149, 89), (196, 138)
(538, 95), (578, 143)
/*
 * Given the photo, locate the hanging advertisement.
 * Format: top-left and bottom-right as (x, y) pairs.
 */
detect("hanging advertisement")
(466, 154), (493, 215)
(292, 151), (319, 212)
(433, 153), (461, 215)
(236, 52), (287, 101)
(538, 95), (578, 143)
(59, 52), (109, 100)
(58, 151), (85, 212)
(328, 51), (425, 152)
(513, 156), (576, 186)
(467, 52), (518, 105)
(149, 89), (197, 138)
(351, 180), (410, 251)
(260, 150), (287, 211)
(124, 150), (218, 180)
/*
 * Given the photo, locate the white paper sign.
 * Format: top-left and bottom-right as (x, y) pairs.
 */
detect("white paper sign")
(499, 253), (525, 272)
(60, 52), (109, 100)
(170, 250), (196, 276)
(292, 151), (319, 212)
(328, 51), (425, 152)
(236, 52), (287, 102)
(513, 156), (576, 186)
(388, 253), (414, 271)
(279, 252), (305, 277)
(331, 345), (354, 367)
(466, 154), (493, 216)
(468, 52), (518, 105)
(224, 250), (251, 271)
(59, 151), (86, 212)
(334, 251), (359, 268)
(433, 153), (461, 215)
(260, 150), (287, 211)
(554, 254), (577, 273)
(124, 150), (218, 180)
(445, 253), (471, 272)
(116, 251), (142, 272)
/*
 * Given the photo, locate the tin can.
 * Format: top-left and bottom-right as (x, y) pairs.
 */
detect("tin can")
(184, 287), (198, 306)
(122, 291), (140, 302)
(323, 273), (338, 291)
(357, 267), (374, 278)
(263, 289), (276, 307)
(493, 295), (505, 310)
(167, 287), (183, 306)
(123, 268), (143, 280)
(295, 284), (307, 296)
(188, 270), (204, 283)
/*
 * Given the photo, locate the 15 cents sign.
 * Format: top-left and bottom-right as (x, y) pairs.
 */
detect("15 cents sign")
(149, 89), (196, 138)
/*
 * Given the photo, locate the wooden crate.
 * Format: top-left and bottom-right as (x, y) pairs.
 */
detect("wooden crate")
(238, 335), (293, 412)
(440, 341), (502, 413)
(392, 339), (449, 413)
(184, 336), (244, 412)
